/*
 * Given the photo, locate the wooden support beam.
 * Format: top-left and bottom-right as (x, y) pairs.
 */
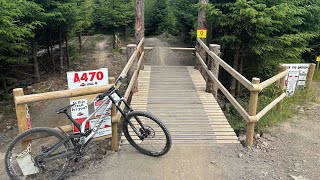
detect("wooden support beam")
(277, 65), (287, 111)
(207, 44), (220, 98)
(257, 93), (286, 120)
(13, 89), (28, 132)
(197, 38), (254, 91)
(14, 85), (113, 105)
(126, 44), (137, 85)
(246, 78), (260, 147)
(196, 52), (251, 122)
(13, 88), (28, 148)
(306, 63), (316, 91)
(133, 52), (145, 93)
(111, 104), (118, 151)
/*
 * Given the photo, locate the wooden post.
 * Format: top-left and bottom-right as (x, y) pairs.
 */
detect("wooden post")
(305, 63), (316, 91)
(126, 44), (137, 85)
(135, 0), (144, 70)
(13, 88), (28, 148)
(277, 65), (287, 111)
(195, 0), (208, 74)
(246, 78), (260, 147)
(111, 104), (118, 151)
(108, 77), (115, 85)
(206, 44), (220, 98)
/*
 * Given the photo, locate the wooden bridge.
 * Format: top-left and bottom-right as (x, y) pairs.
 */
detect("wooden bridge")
(129, 65), (238, 144)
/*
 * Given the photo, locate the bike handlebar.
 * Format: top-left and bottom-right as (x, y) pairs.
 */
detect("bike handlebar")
(95, 76), (124, 101)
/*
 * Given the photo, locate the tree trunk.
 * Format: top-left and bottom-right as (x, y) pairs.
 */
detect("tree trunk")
(125, 25), (128, 41)
(59, 30), (64, 73)
(135, 0), (144, 44)
(65, 35), (70, 68)
(1, 73), (9, 100)
(113, 31), (117, 49)
(50, 45), (55, 73)
(32, 38), (40, 83)
(78, 33), (82, 52)
(49, 33), (55, 73)
(230, 45), (240, 97)
(236, 55), (244, 97)
(195, 0), (208, 75)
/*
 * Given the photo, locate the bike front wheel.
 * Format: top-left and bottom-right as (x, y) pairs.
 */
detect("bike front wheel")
(123, 111), (172, 157)
(5, 127), (71, 180)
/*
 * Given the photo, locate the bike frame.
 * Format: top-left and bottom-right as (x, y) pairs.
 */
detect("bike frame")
(40, 89), (146, 162)
(69, 89), (142, 147)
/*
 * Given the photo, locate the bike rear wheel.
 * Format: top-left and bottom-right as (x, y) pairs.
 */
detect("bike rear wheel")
(5, 127), (71, 180)
(123, 111), (172, 157)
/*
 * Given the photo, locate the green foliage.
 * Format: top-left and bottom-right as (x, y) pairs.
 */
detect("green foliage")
(208, 0), (320, 79)
(0, 0), (43, 68)
(313, 69), (320, 82)
(145, 0), (178, 36)
(94, 0), (134, 32)
(170, 0), (198, 41)
(228, 85), (315, 134)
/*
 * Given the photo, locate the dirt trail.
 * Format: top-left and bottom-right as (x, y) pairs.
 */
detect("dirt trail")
(144, 37), (194, 66)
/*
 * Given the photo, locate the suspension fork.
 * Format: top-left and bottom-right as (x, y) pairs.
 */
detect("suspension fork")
(108, 90), (147, 136)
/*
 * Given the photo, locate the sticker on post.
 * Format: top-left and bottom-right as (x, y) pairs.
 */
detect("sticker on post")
(197, 28), (207, 39)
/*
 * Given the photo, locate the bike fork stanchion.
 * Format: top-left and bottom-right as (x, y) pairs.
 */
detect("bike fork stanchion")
(111, 104), (119, 151)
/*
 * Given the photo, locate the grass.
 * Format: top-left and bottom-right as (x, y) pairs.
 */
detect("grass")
(313, 68), (320, 81)
(227, 84), (317, 135)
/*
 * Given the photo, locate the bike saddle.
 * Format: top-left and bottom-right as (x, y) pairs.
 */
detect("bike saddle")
(56, 104), (75, 114)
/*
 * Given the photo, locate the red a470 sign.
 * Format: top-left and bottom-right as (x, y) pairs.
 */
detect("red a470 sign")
(67, 68), (109, 89)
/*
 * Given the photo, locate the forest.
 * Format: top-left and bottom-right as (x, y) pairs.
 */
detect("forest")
(1, 0), (320, 100)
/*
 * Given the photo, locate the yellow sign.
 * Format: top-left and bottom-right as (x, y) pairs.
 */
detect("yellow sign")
(197, 28), (207, 38)
(317, 56), (320, 62)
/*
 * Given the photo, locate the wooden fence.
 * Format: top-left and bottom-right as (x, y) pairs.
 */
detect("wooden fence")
(13, 37), (145, 151)
(196, 38), (316, 146)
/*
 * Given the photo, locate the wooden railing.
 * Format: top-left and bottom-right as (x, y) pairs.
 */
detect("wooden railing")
(13, 37), (145, 151)
(196, 38), (289, 146)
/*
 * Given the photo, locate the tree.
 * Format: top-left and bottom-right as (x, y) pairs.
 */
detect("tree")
(171, 0), (198, 42)
(207, 0), (320, 96)
(145, 0), (176, 36)
(94, 0), (134, 47)
(0, 0), (42, 98)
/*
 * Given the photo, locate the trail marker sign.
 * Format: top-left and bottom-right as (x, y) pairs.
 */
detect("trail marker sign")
(197, 28), (207, 39)
(67, 69), (108, 89)
(282, 64), (310, 96)
(316, 56), (320, 62)
(67, 68), (111, 138)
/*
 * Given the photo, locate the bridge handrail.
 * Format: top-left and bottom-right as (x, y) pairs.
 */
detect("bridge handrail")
(120, 37), (144, 78)
(197, 38), (288, 122)
(196, 38), (292, 146)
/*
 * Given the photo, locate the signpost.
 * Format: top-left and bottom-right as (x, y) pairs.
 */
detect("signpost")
(316, 56), (320, 70)
(197, 28), (207, 39)
(282, 64), (310, 96)
(67, 68), (111, 138)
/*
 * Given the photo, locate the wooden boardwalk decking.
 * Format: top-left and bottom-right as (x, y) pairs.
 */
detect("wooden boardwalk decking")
(124, 65), (238, 144)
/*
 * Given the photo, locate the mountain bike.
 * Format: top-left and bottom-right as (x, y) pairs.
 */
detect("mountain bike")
(4, 76), (172, 180)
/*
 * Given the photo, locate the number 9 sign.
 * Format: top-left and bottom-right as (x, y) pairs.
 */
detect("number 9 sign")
(67, 68), (109, 89)
(197, 28), (207, 39)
